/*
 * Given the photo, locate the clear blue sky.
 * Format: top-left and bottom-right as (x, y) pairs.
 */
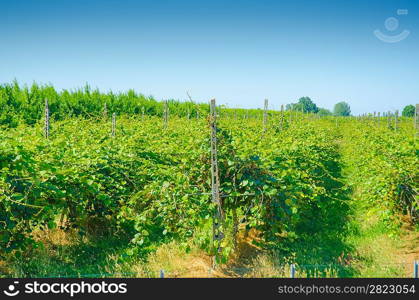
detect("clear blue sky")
(1, 0), (418, 114)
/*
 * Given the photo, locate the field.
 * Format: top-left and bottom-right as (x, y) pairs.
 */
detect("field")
(0, 83), (418, 278)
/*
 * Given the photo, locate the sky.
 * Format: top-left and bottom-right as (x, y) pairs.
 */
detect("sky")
(1, 0), (418, 115)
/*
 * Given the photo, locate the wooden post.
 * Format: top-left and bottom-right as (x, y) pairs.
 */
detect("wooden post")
(387, 111), (391, 128)
(290, 264), (296, 278)
(103, 103), (107, 119)
(280, 104), (284, 130)
(112, 113), (116, 137)
(44, 99), (49, 139)
(377, 112), (380, 127)
(263, 99), (268, 132)
(164, 100), (168, 128)
(210, 99), (223, 266)
(394, 110), (398, 131)
(415, 104), (419, 137)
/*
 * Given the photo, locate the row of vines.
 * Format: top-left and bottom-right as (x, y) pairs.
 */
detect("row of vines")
(1, 114), (350, 264)
(0, 81), (272, 128)
(342, 119), (418, 227)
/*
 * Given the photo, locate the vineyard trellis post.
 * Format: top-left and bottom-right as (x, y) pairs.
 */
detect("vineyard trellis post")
(280, 104), (284, 130)
(112, 113), (116, 137)
(164, 100), (168, 128)
(210, 99), (223, 266)
(103, 103), (107, 119)
(415, 104), (419, 138)
(263, 99), (268, 132)
(377, 112), (380, 127)
(394, 110), (398, 131)
(44, 99), (49, 139)
(290, 264), (296, 278)
(387, 111), (391, 129)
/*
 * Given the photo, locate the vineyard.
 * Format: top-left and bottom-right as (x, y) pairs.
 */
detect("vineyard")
(0, 83), (418, 278)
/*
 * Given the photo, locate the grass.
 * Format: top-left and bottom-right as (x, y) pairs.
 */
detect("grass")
(2, 218), (417, 278)
(3, 229), (134, 278)
(344, 208), (419, 278)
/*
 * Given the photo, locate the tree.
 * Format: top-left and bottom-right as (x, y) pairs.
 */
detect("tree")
(402, 104), (415, 117)
(318, 108), (332, 116)
(334, 102), (351, 116)
(298, 97), (319, 113)
(286, 97), (319, 113)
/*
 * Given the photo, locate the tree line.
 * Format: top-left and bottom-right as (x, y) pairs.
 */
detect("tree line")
(285, 96), (416, 117)
(0, 81), (415, 128)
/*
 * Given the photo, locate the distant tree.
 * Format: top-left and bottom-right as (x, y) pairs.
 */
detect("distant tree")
(402, 104), (415, 117)
(318, 108), (332, 116)
(286, 97), (319, 113)
(298, 97), (319, 113)
(334, 102), (351, 116)
(285, 103), (295, 111)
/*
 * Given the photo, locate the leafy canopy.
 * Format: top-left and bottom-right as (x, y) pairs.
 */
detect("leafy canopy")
(318, 108), (332, 116)
(402, 104), (415, 117)
(333, 102), (351, 116)
(286, 97), (319, 113)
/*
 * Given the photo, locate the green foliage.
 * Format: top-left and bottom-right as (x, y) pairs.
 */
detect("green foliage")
(342, 120), (418, 227)
(318, 108), (332, 116)
(0, 81), (210, 128)
(0, 87), (417, 277)
(402, 105), (415, 117)
(333, 102), (351, 116)
(0, 113), (352, 258)
(286, 97), (319, 113)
